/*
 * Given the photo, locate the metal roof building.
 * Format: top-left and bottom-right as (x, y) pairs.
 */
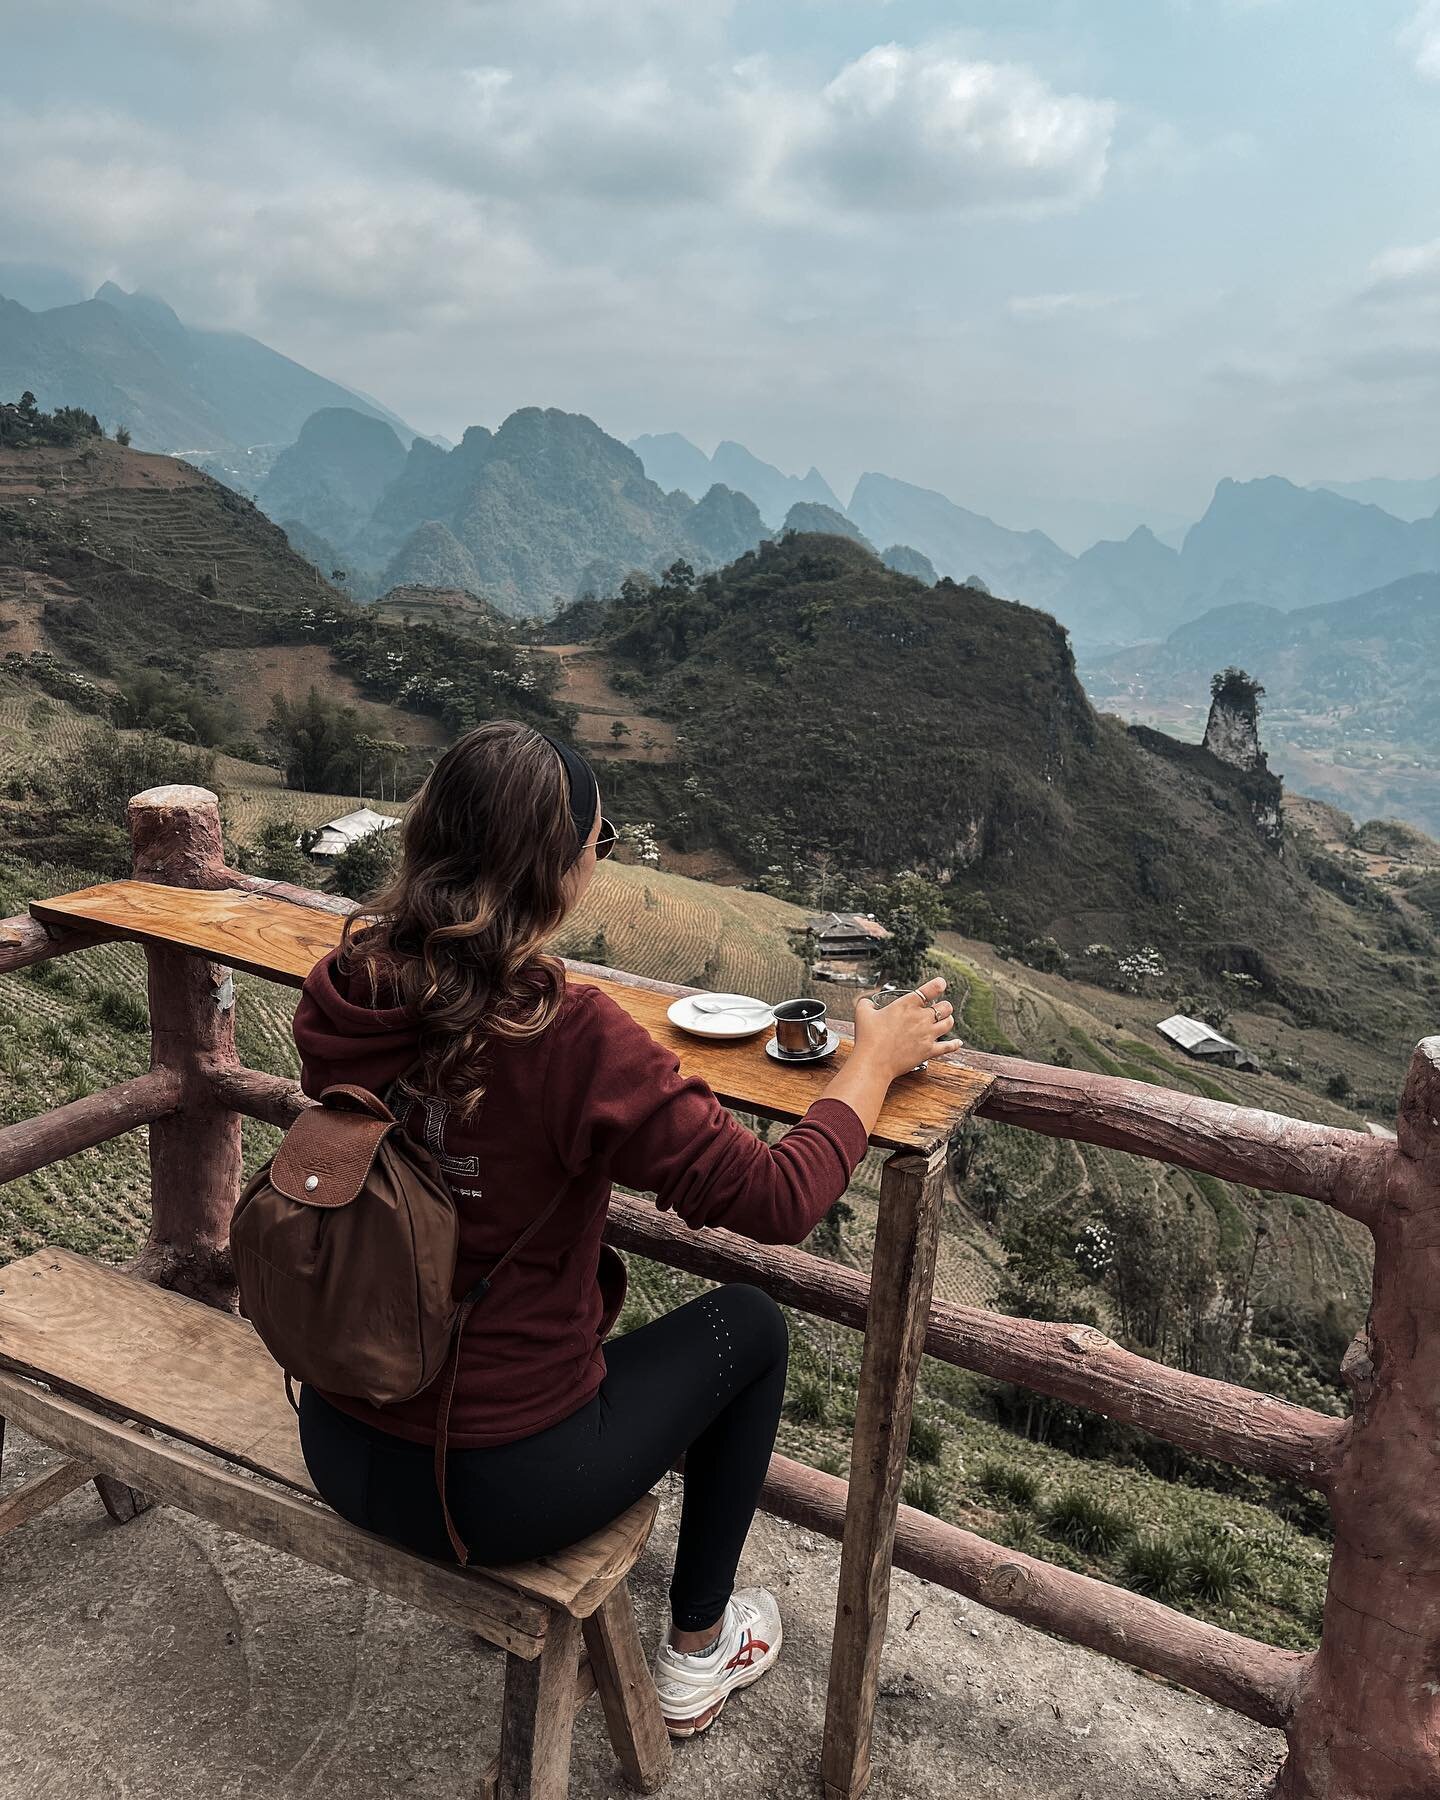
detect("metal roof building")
(1155, 1013), (1260, 1072)
(305, 807), (401, 861)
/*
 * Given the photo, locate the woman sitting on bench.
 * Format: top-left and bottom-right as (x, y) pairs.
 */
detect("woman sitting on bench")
(292, 720), (960, 1738)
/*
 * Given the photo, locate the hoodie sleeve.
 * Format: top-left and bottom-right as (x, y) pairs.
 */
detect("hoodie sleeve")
(546, 985), (869, 1245)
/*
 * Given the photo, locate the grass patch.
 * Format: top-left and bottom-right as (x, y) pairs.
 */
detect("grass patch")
(907, 1415), (945, 1465)
(975, 1458), (1040, 1509)
(903, 1467), (943, 1516)
(88, 984), (149, 1035)
(1182, 1528), (1252, 1606)
(1045, 1486), (1133, 1557)
(787, 1375), (830, 1426)
(1121, 1532), (1187, 1602)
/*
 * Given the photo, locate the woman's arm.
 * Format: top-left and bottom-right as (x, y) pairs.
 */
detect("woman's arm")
(549, 980), (962, 1245)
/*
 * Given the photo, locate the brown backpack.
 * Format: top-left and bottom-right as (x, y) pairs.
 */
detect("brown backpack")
(231, 1083), (562, 1563)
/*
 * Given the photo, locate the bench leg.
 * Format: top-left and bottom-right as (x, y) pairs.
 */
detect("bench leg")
(582, 1584), (672, 1793)
(0, 1456), (97, 1536)
(497, 1610), (583, 1800)
(93, 1473), (153, 1523)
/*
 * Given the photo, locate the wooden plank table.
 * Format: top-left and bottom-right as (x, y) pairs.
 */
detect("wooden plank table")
(31, 878), (993, 1800)
(32, 881), (989, 1155)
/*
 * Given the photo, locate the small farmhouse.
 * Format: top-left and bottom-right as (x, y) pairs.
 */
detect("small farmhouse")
(1155, 1013), (1260, 1072)
(806, 912), (893, 959)
(305, 807), (401, 861)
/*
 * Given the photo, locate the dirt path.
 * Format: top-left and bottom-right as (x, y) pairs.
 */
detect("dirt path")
(0, 1426), (1282, 1800)
(535, 643), (676, 761)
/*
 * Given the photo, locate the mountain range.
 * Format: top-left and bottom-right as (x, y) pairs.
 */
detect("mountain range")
(5, 281), (1438, 651)
(259, 405), (779, 614)
(0, 284), (414, 457)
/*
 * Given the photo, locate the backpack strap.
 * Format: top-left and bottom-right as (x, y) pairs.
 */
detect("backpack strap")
(432, 1186), (571, 1565)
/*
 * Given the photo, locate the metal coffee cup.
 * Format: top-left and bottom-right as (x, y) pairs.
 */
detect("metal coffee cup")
(773, 997), (829, 1056)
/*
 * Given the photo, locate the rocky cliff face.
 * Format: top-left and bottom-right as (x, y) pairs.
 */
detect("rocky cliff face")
(1203, 672), (1283, 847)
(1203, 687), (1265, 773)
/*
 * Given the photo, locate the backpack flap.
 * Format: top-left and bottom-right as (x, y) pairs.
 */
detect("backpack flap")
(269, 1090), (397, 1209)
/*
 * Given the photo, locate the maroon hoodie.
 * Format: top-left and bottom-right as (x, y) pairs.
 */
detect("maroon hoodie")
(292, 952), (869, 1447)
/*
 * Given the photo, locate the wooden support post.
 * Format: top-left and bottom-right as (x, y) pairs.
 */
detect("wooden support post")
(1274, 1037), (1440, 1798)
(581, 1584), (672, 1793)
(127, 785), (243, 1308)
(496, 1612), (583, 1800)
(821, 1145), (945, 1800)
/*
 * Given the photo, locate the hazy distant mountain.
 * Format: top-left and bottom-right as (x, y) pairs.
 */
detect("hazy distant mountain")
(1157, 574), (1440, 726)
(1180, 476), (1440, 618)
(783, 501), (872, 547)
(1312, 474), (1440, 522)
(881, 544), (937, 583)
(1051, 525), (1183, 645)
(846, 471), (1074, 604)
(381, 519), (482, 595)
(0, 283), (414, 454)
(686, 484), (770, 565)
(1079, 571), (1440, 832)
(260, 406), (770, 614)
(259, 408), (409, 550)
(630, 432), (843, 527)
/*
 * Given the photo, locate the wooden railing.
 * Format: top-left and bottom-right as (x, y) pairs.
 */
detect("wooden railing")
(0, 782), (1434, 1800)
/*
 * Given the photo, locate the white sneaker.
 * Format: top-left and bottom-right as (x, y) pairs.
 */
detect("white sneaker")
(652, 1588), (784, 1738)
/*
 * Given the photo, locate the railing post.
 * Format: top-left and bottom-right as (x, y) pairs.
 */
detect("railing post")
(821, 1144), (945, 1800)
(1275, 1036), (1440, 1798)
(126, 785), (242, 1308)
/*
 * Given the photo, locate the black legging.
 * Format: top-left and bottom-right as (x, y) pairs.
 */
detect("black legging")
(298, 1282), (788, 1631)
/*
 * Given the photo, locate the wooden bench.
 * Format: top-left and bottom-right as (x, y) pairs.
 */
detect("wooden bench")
(0, 1248), (672, 1800)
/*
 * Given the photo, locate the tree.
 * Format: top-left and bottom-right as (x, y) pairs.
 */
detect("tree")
(1211, 666), (1265, 711)
(328, 824), (400, 900)
(872, 907), (932, 986)
(610, 719), (631, 744)
(114, 423), (131, 447)
(267, 687), (363, 792)
(246, 815), (316, 886)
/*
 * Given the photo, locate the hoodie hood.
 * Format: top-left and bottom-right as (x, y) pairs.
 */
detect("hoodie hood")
(293, 950), (420, 1100)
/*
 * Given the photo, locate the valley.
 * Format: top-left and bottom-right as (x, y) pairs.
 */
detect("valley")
(0, 409), (1433, 1667)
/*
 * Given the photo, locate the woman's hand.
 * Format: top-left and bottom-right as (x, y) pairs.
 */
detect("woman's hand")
(852, 976), (965, 1081)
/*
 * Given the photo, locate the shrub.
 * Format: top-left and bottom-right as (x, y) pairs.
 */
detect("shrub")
(1181, 1528), (1252, 1605)
(21, 959), (76, 995)
(1044, 1486), (1132, 1557)
(975, 1459), (1040, 1509)
(907, 1415), (944, 1465)
(787, 1376), (829, 1425)
(328, 825), (400, 901)
(902, 1468), (942, 1515)
(90, 985), (149, 1034)
(1121, 1532), (1186, 1602)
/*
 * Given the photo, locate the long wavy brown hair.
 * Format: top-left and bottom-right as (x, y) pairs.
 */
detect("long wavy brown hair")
(339, 720), (585, 1112)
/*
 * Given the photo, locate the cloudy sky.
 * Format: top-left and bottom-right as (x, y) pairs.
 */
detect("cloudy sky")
(2, 0), (1438, 543)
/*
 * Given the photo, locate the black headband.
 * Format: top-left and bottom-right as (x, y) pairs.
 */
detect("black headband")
(535, 730), (599, 851)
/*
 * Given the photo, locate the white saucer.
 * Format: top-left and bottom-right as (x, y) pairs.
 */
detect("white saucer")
(667, 992), (776, 1040)
(765, 1027), (841, 1064)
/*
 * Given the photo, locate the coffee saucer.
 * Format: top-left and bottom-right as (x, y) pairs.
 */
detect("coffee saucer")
(765, 1028), (841, 1065)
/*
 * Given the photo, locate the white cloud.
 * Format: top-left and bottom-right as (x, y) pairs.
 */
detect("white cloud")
(784, 46), (1115, 216)
(1362, 236), (1440, 300)
(1008, 291), (1126, 320)
(1401, 2), (1440, 80)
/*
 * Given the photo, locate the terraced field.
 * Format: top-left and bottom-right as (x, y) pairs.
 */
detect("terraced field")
(555, 858), (811, 997)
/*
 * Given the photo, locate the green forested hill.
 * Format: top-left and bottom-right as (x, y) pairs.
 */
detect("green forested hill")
(551, 534), (1438, 1057)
